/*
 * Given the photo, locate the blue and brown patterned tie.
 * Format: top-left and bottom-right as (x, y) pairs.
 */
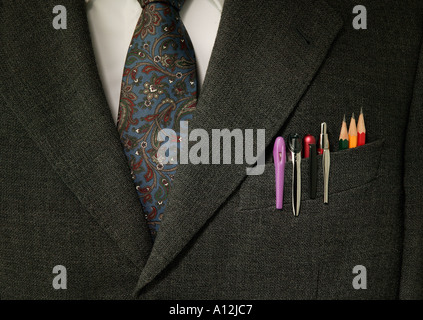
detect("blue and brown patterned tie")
(118, 0), (197, 240)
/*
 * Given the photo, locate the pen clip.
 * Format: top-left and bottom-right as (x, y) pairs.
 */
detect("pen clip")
(323, 148), (330, 204)
(321, 122), (330, 204)
(273, 137), (286, 210)
(288, 133), (302, 216)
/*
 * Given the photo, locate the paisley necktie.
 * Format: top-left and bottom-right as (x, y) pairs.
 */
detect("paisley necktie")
(118, 0), (197, 239)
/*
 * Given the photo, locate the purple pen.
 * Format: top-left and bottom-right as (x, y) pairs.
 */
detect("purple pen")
(273, 137), (286, 210)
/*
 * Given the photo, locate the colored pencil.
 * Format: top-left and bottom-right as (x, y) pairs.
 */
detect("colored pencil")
(357, 107), (366, 146)
(339, 114), (349, 150)
(348, 113), (357, 148)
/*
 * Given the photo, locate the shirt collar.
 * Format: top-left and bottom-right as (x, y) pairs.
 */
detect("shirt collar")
(211, 0), (224, 12)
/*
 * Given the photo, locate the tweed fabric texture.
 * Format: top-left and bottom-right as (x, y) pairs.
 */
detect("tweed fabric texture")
(1, 0), (422, 299)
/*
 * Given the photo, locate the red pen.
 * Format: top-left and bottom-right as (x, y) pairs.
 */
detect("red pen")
(303, 135), (317, 199)
(303, 134), (316, 158)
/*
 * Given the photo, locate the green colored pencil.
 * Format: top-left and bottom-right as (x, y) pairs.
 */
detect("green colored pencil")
(339, 114), (349, 150)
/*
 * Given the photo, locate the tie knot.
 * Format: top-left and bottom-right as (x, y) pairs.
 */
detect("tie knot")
(140, 0), (185, 11)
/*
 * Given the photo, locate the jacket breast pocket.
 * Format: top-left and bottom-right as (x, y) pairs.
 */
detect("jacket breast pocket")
(238, 139), (385, 212)
(233, 139), (387, 299)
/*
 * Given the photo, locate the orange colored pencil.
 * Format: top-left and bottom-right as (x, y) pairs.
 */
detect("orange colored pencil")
(348, 113), (357, 148)
(357, 107), (366, 146)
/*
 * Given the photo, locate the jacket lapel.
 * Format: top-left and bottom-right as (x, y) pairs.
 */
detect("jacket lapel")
(1, 1), (152, 270)
(134, 0), (343, 294)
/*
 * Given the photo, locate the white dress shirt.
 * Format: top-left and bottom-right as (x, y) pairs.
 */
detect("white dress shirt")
(86, 0), (224, 124)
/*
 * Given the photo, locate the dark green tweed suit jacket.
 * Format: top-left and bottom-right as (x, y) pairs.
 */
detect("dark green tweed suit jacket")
(1, 0), (422, 299)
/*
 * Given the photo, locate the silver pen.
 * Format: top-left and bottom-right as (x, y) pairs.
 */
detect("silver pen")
(288, 133), (302, 216)
(320, 123), (330, 204)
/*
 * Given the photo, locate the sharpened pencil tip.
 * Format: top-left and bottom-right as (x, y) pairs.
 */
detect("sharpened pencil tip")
(360, 107), (363, 115)
(351, 112), (355, 119)
(343, 114), (346, 122)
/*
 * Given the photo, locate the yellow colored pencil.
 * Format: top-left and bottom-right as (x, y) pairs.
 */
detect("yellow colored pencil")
(348, 113), (357, 148)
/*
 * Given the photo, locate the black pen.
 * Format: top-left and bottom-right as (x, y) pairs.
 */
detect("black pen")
(303, 134), (317, 199)
(309, 143), (317, 199)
